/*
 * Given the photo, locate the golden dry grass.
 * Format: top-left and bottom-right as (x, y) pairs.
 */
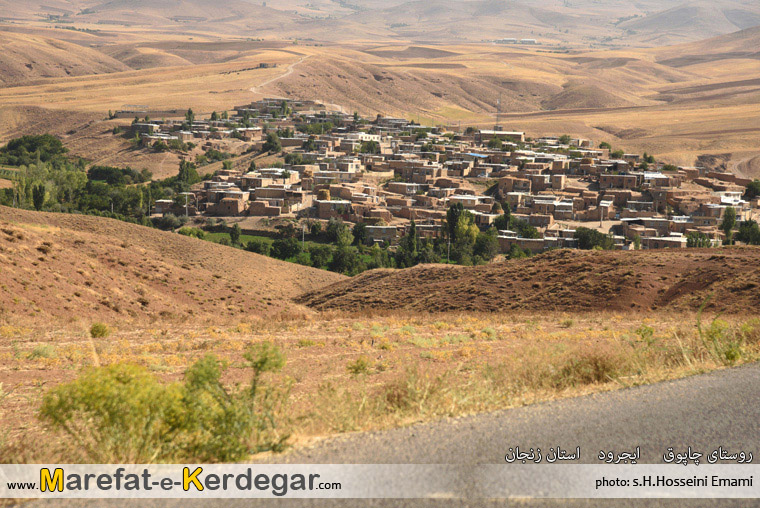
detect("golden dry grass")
(2, 309), (759, 462)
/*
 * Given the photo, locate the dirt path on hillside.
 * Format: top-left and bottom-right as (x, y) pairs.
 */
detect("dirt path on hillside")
(249, 55), (311, 99)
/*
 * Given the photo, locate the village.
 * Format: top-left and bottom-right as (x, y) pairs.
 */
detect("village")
(129, 97), (758, 254)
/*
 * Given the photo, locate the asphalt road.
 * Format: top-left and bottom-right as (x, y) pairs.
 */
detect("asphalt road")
(21, 364), (760, 508)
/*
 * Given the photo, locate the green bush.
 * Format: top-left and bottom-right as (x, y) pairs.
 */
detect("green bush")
(177, 227), (206, 240)
(40, 364), (183, 462)
(39, 343), (290, 463)
(90, 323), (110, 338)
(245, 239), (271, 256)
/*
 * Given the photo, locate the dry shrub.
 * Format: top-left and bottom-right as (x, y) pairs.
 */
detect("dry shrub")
(383, 368), (445, 413)
(551, 350), (624, 389)
(739, 319), (760, 346)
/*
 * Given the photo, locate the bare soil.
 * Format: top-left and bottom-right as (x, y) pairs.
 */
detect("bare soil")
(298, 248), (760, 314)
(0, 207), (344, 326)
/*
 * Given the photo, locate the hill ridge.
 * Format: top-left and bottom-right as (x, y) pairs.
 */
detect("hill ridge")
(298, 248), (760, 314)
(0, 207), (344, 324)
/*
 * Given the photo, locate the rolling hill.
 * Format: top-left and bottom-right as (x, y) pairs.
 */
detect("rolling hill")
(298, 248), (760, 314)
(1, 0), (758, 45)
(0, 207), (344, 324)
(0, 31), (129, 86)
(619, 0), (760, 46)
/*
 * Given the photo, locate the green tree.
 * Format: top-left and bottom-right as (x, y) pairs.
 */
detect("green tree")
(271, 237), (302, 260)
(177, 160), (200, 187)
(721, 206), (737, 245)
(507, 243), (528, 259)
(487, 137), (503, 150)
(303, 137), (317, 151)
(329, 246), (363, 275)
(474, 227), (499, 262)
(574, 227), (614, 250)
(744, 180), (760, 200)
(284, 153), (303, 165)
(245, 239), (271, 256)
(452, 211), (478, 264)
(686, 231), (712, 248)
(446, 202), (465, 242)
(736, 220), (760, 245)
(558, 134), (572, 145)
(352, 222), (367, 246)
(494, 207), (512, 230)
(185, 108), (195, 125)
(396, 220), (420, 268)
(32, 184), (45, 210)
(309, 245), (333, 269)
(230, 224), (242, 245)
(359, 141), (380, 154)
(263, 132), (282, 153)
(335, 224), (354, 248)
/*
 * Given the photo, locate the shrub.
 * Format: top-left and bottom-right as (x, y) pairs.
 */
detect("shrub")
(271, 237), (301, 260)
(309, 245), (332, 269)
(27, 344), (57, 360)
(177, 227), (205, 240)
(551, 351), (622, 389)
(40, 364), (183, 462)
(245, 239), (271, 256)
(90, 323), (110, 338)
(155, 213), (182, 231)
(39, 343), (290, 463)
(347, 356), (372, 375)
(382, 368), (443, 412)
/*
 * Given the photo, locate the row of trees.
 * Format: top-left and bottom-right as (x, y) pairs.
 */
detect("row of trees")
(0, 134), (206, 225)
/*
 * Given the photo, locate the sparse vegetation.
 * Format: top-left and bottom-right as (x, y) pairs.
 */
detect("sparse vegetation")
(2, 308), (760, 463)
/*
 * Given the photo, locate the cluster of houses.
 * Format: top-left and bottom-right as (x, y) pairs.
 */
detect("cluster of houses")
(150, 98), (758, 252)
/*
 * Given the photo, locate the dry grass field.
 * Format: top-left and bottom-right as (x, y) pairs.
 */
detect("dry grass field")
(3, 309), (759, 462)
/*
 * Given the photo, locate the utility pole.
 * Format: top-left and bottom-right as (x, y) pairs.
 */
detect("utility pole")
(185, 193), (189, 217)
(496, 95), (502, 129)
(302, 224), (306, 250)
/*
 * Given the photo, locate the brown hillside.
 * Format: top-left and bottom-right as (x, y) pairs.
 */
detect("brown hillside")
(541, 83), (635, 111)
(0, 32), (130, 86)
(298, 248), (760, 314)
(0, 207), (345, 325)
